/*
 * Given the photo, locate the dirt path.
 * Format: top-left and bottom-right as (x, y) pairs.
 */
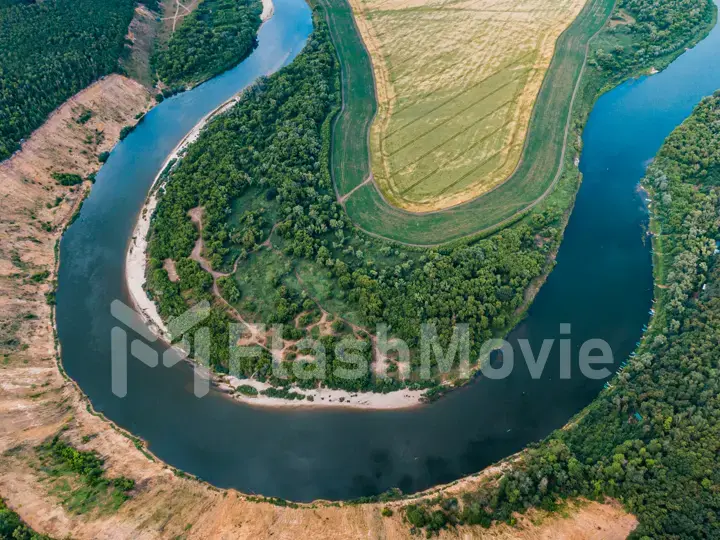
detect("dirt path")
(158, 0), (201, 38)
(188, 207), (233, 280)
(339, 174), (373, 205)
(186, 207), (257, 331)
(292, 268), (368, 339)
(186, 208), (371, 351)
(163, 0), (195, 33)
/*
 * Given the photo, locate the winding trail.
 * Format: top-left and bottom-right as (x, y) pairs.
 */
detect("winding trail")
(186, 207), (258, 334)
(339, 174), (373, 205)
(187, 206), (368, 342)
(163, 0), (196, 33)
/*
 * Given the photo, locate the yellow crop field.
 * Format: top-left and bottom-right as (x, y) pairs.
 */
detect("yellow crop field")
(349, 0), (588, 212)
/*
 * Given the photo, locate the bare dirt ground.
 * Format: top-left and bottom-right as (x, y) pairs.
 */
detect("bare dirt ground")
(0, 75), (637, 539)
(158, 0), (201, 42)
(121, 5), (162, 87)
(608, 9), (635, 28)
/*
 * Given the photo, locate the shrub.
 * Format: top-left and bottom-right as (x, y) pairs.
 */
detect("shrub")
(52, 172), (83, 186)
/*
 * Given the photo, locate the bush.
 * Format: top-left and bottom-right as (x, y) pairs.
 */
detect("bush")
(30, 270), (50, 282)
(52, 172), (83, 186)
(0, 497), (51, 540)
(112, 476), (135, 492)
(236, 384), (258, 396)
(119, 125), (134, 140)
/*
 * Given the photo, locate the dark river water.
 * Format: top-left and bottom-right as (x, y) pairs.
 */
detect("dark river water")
(56, 0), (720, 502)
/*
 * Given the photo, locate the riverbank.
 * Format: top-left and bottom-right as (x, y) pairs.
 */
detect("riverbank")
(125, 69), (264, 342)
(261, 0), (274, 21)
(0, 74), (152, 370)
(216, 375), (426, 408)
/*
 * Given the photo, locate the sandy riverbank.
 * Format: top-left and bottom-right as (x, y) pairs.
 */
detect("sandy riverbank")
(261, 0), (274, 22)
(125, 121), (203, 341)
(216, 376), (426, 409)
(126, 0), (275, 339)
(125, 64), (257, 340)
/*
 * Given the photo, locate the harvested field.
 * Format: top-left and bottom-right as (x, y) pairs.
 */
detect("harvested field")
(351, 0), (587, 212)
(322, 0), (616, 244)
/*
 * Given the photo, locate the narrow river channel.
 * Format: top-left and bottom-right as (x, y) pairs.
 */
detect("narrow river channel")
(56, 0), (720, 502)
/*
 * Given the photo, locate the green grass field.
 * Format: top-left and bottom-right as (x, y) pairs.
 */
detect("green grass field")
(323, 0), (377, 197)
(319, 0), (616, 245)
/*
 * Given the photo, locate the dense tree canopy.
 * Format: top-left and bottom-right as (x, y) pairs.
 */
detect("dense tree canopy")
(0, 0), (136, 161)
(152, 0), (262, 87)
(592, 0), (716, 76)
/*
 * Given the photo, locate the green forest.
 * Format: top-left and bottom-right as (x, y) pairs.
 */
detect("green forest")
(0, 0), (136, 161)
(152, 0), (262, 87)
(0, 0), (265, 163)
(592, 0), (716, 77)
(403, 92), (720, 539)
(146, 11), (561, 395)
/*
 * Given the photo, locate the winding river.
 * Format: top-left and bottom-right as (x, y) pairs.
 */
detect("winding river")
(56, 0), (720, 502)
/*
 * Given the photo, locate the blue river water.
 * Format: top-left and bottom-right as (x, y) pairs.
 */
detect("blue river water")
(56, 0), (720, 502)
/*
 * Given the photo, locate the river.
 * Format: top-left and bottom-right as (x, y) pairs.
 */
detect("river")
(56, 0), (720, 502)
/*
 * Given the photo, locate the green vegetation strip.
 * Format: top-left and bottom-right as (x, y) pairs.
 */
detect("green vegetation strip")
(36, 435), (135, 515)
(322, 0), (616, 245)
